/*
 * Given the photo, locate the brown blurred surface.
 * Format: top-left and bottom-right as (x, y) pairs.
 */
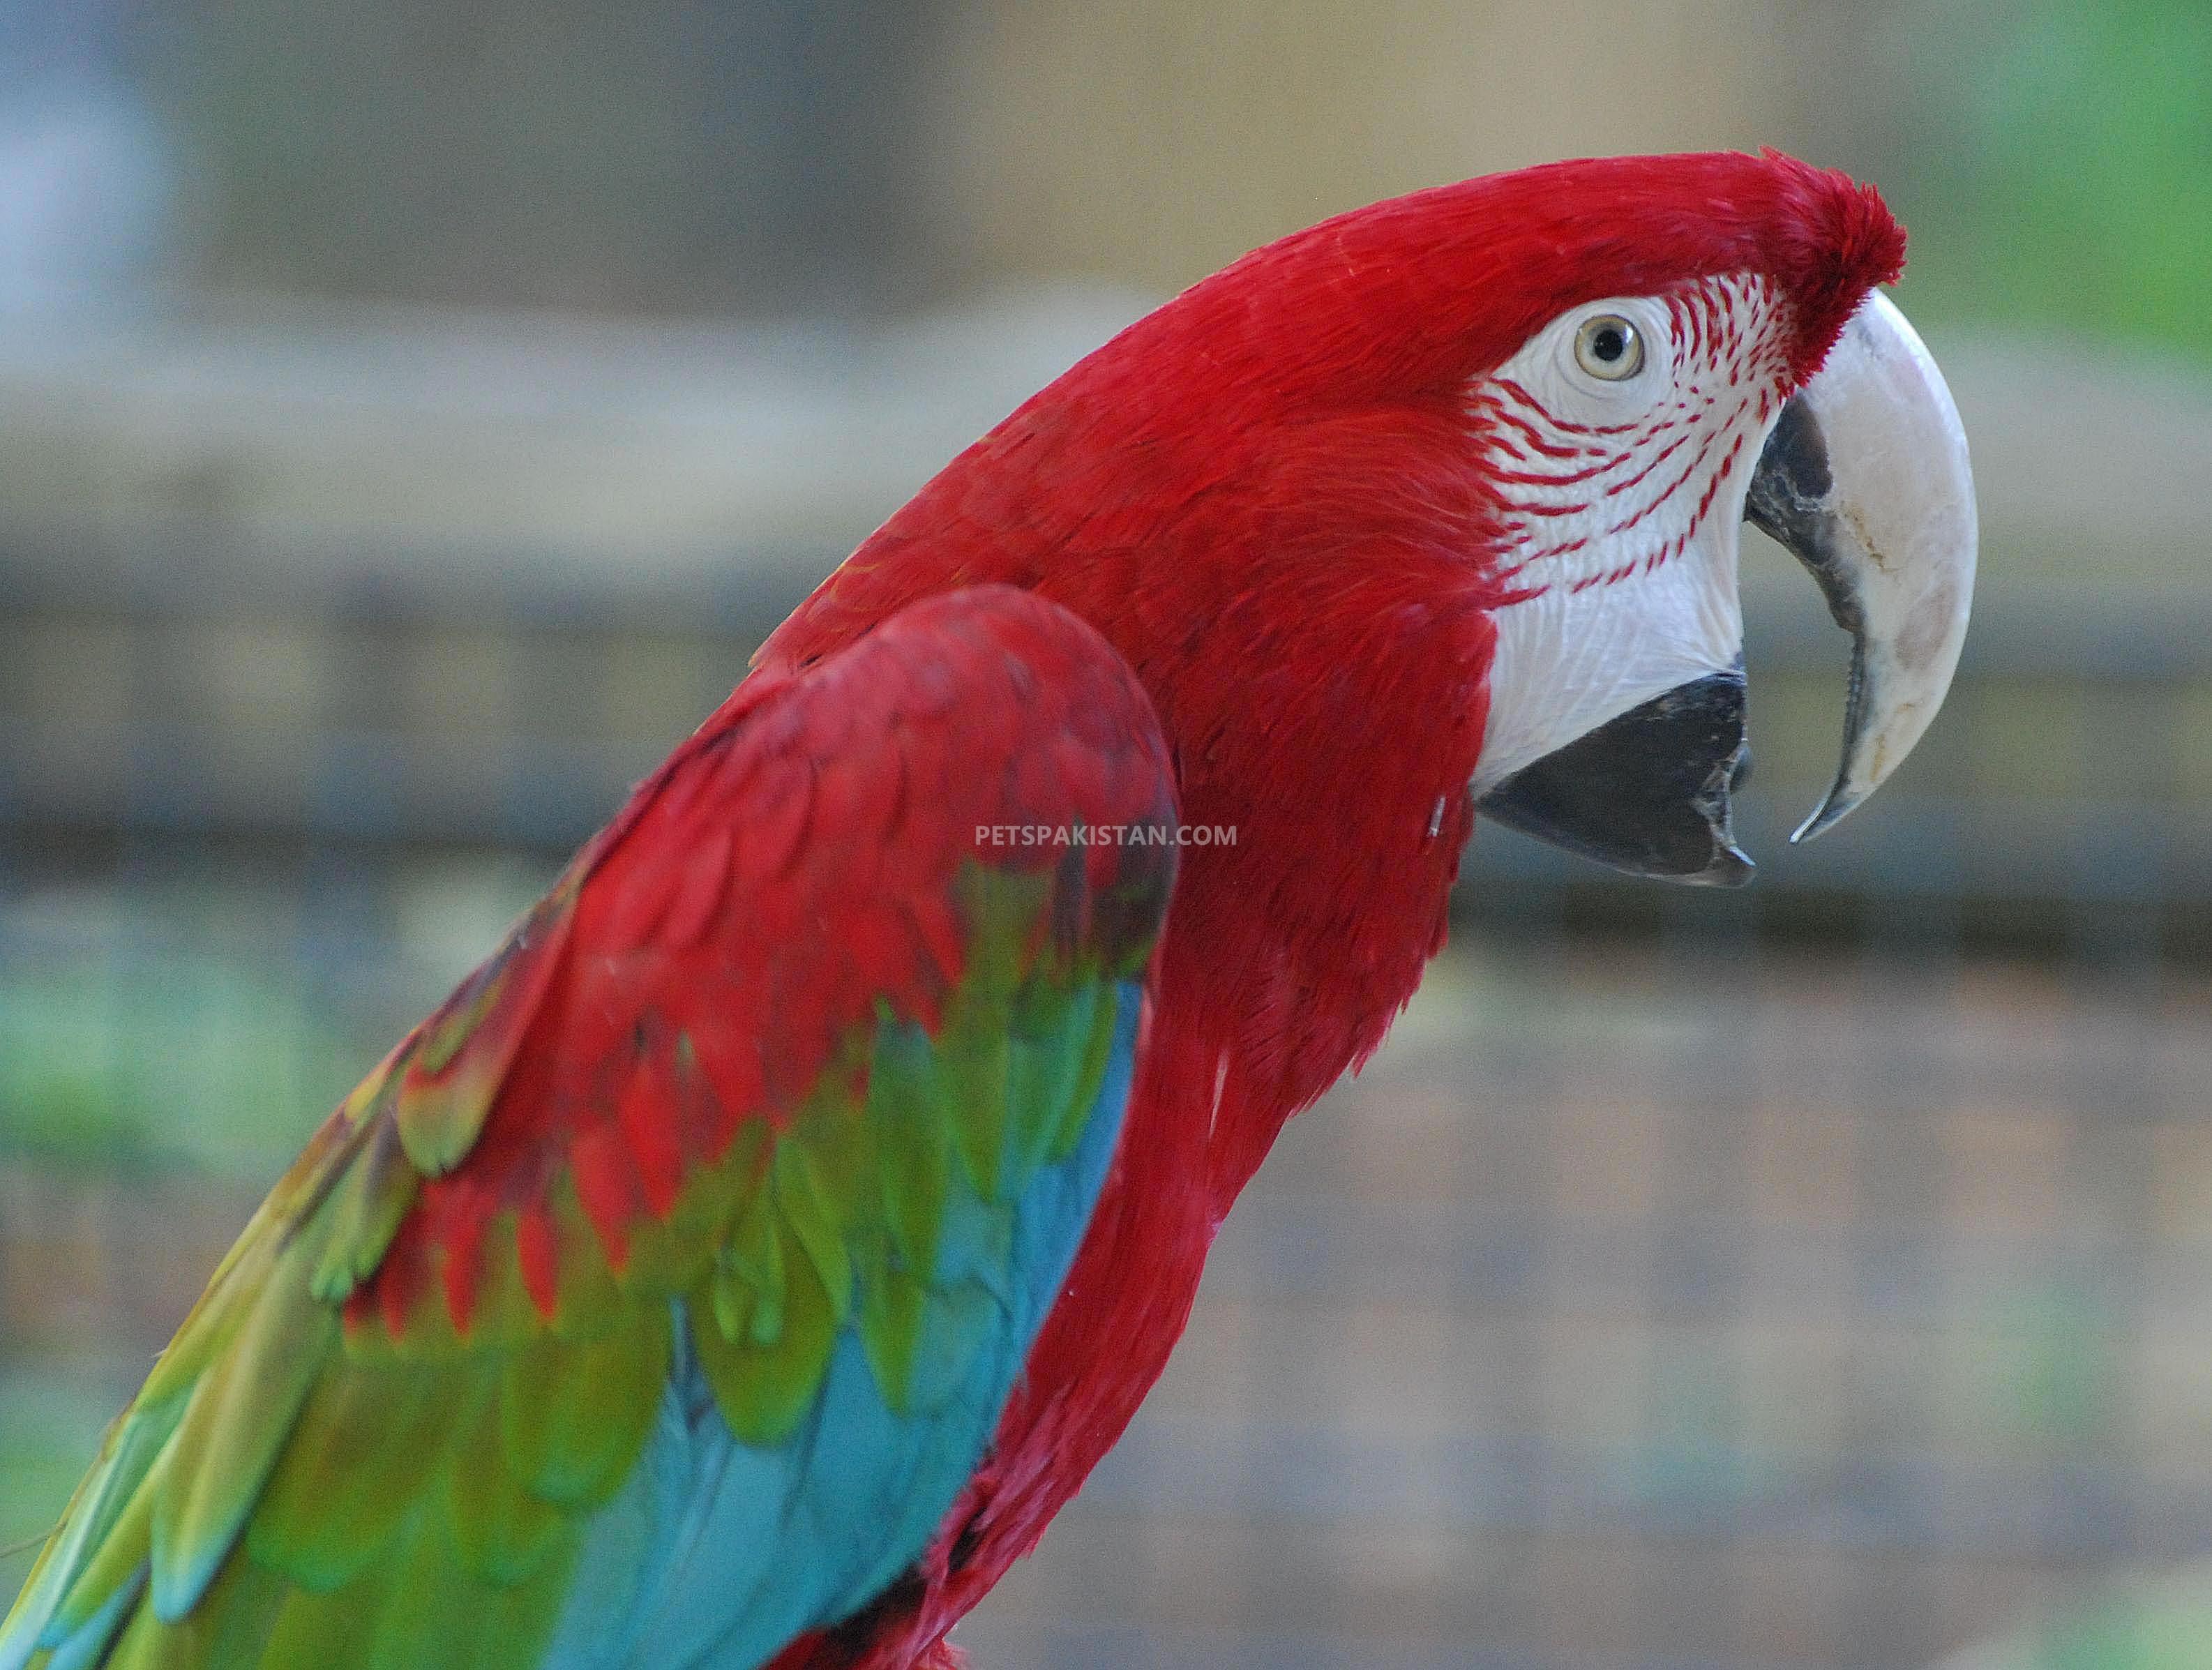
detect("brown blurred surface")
(923, 0), (1794, 292)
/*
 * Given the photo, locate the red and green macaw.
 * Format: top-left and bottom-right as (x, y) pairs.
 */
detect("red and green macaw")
(3, 149), (1976, 1670)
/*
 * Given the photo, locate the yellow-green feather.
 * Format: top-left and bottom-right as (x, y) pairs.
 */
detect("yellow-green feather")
(688, 863), (1132, 1434)
(248, 1362), (449, 1592)
(496, 1319), (672, 1510)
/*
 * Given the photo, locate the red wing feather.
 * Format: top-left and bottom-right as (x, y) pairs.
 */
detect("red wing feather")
(322, 582), (1177, 1345)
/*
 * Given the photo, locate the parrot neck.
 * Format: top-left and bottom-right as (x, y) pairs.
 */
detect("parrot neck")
(1125, 563), (1490, 1217)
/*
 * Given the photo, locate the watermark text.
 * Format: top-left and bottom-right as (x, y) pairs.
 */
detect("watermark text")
(976, 822), (1235, 848)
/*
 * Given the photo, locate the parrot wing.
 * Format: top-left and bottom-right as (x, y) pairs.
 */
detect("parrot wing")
(0, 585), (1178, 1670)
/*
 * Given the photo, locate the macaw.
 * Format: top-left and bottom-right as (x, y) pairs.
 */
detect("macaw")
(1, 149), (1976, 1670)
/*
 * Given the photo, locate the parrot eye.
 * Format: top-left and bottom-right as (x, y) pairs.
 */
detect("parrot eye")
(1573, 314), (1645, 380)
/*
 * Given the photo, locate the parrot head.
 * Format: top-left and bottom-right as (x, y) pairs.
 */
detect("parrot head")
(1434, 151), (1975, 882)
(767, 148), (1976, 891)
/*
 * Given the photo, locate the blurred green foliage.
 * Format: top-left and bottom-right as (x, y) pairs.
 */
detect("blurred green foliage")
(0, 864), (543, 1181)
(0, 951), (359, 1178)
(0, 1376), (110, 1554)
(1887, 0), (2212, 356)
(0, 902), (378, 1176)
(1958, 1586), (2212, 1670)
(2038, 1597), (2212, 1670)
(1989, 1290), (2119, 1445)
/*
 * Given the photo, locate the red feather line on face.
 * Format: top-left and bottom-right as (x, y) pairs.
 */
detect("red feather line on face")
(1474, 274), (1790, 602)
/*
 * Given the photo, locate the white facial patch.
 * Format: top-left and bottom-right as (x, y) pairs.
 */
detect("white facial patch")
(1469, 275), (1791, 794)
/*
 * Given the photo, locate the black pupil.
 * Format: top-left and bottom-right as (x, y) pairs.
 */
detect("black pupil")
(1591, 324), (1625, 362)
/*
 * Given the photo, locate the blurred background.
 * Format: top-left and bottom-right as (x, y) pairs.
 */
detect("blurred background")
(3, 1), (2211, 1666)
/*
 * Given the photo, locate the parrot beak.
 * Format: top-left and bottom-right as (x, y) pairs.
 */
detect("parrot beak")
(1477, 291), (1976, 885)
(1746, 291), (1978, 843)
